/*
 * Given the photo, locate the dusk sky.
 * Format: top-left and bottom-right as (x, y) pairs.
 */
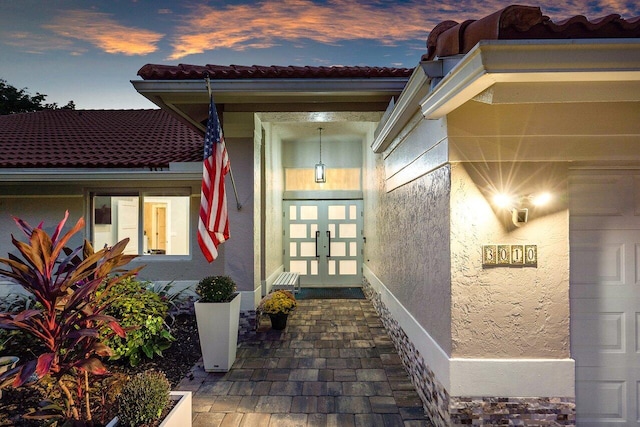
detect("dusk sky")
(1, 0), (639, 110)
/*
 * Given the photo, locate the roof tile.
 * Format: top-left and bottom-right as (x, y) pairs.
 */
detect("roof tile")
(0, 109), (203, 169)
(138, 64), (414, 80)
(424, 5), (640, 61)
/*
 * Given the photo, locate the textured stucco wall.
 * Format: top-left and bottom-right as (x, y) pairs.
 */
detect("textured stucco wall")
(219, 135), (255, 292)
(364, 152), (452, 353)
(450, 162), (570, 358)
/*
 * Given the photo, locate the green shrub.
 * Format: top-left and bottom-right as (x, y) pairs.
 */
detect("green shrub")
(100, 277), (175, 366)
(116, 370), (170, 426)
(196, 275), (237, 302)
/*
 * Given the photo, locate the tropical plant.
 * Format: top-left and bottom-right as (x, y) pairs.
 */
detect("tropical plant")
(0, 211), (140, 423)
(196, 275), (237, 303)
(100, 276), (175, 367)
(258, 290), (297, 315)
(146, 280), (194, 320)
(116, 370), (170, 426)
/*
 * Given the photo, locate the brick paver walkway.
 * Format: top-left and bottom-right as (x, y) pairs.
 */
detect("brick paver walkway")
(177, 298), (433, 426)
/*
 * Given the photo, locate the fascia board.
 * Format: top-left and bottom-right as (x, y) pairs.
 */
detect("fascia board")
(370, 67), (431, 153)
(131, 78), (408, 100)
(420, 39), (640, 119)
(0, 169), (201, 182)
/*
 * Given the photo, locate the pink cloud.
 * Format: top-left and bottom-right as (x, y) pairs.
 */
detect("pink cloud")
(168, 0), (639, 60)
(44, 10), (163, 56)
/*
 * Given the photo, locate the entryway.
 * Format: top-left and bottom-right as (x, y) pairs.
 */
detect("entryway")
(570, 170), (640, 426)
(284, 200), (363, 287)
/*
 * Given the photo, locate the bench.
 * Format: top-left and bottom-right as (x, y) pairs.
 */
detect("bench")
(272, 271), (301, 294)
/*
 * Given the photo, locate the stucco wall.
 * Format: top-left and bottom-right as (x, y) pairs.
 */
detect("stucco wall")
(263, 122), (284, 286)
(0, 180), (227, 288)
(449, 162), (570, 358)
(364, 115), (452, 353)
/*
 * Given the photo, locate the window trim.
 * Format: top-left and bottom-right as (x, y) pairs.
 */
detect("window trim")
(87, 188), (192, 259)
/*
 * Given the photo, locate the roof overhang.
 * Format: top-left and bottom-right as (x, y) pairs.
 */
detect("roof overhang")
(131, 78), (409, 132)
(420, 39), (640, 119)
(372, 39), (640, 153)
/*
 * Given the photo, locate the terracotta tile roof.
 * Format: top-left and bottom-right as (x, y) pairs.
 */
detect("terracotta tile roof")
(424, 5), (640, 61)
(137, 64), (414, 80)
(0, 109), (203, 169)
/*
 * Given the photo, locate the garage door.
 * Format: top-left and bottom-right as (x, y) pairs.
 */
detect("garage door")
(570, 172), (640, 426)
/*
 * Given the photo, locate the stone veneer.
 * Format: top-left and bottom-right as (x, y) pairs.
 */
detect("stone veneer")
(362, 278), (451, 426)
(362, 278), (576, 427)
(450, 397), (575, 426)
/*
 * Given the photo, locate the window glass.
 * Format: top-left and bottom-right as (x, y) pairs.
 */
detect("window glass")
(92, 194), (190, 256)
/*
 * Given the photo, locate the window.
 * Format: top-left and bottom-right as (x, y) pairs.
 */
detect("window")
(92, 193), (190, 256)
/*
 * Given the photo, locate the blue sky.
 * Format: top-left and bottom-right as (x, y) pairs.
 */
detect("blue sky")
(1, 0), (638, 109)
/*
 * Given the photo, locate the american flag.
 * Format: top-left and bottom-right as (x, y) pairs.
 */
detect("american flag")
(197, 97), (230, 262)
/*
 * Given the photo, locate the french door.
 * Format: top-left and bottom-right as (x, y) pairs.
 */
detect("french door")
(284, 200), (363, 287)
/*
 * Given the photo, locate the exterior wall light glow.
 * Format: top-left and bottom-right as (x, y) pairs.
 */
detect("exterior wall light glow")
(315, 127), (326, 183)
(492, 192), (552, 227)
(531, 192), (552, 206)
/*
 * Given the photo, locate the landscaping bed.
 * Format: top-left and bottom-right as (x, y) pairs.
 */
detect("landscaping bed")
(0, 313), (200, 426)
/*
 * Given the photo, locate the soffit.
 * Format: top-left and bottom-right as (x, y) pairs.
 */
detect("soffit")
(420, 39), (640, 119)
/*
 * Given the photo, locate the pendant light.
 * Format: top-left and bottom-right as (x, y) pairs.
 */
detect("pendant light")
(315, 127), (326, 183)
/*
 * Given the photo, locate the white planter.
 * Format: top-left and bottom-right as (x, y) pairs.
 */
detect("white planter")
(106, 390), (192, 427)
(194, 293), (241, 372)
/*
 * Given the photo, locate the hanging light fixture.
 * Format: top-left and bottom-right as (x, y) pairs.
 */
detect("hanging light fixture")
(315, 127), (326, 183)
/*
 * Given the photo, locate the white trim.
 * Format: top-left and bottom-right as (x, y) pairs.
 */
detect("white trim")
(363, 265), (451, 390)
(450, 358), (575, 397)
(364, 264), (576, 398)
(420, 39), (640, 120)
(371, 67), (431, 153)
(132, 78), (409, 97)
(239, 287), (261, 311)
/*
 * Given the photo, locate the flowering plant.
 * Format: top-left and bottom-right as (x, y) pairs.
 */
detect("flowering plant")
(196, 275), (237, 303)
(258, 290), (297, 315)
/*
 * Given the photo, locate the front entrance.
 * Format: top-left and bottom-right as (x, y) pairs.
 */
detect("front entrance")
(284, 200), (363, 287)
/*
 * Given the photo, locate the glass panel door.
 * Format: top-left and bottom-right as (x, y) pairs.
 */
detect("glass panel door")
(284, 200), (363, 286)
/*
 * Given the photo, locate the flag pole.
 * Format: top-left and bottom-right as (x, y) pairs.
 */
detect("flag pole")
(205, 75), (242, 211)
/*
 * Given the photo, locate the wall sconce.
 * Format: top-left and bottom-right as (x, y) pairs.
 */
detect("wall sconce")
(315, 127), (326, 183)
(493, 192), (552, 227)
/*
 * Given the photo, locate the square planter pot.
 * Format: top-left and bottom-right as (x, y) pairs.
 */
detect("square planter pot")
(106, 390), (192, 427)
(194, 293), (241, 372)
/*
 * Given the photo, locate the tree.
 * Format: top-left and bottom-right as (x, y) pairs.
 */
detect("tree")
(0, 78), (75, 115)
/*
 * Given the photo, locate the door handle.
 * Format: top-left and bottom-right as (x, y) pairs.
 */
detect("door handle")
(315, 231), (320, 257)
(326, 231), (331, 258)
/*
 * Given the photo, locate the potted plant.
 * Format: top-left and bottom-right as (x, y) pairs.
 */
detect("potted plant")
(194, 275), (241, 372)
(107, 370), (192, 427)
(257, 290), (297, 330)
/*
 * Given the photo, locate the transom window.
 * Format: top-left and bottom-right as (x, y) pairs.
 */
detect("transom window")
(92, 192), (190, 256)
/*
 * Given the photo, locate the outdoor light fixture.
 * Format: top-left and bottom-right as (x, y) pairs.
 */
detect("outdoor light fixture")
(492, 192), (552, 227)
(315, 127), (326, 183)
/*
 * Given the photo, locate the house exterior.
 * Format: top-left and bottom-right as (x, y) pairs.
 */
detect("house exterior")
(1, 4), (639, 426)
(0, 109), (219, 292)
(132, 5), (640, 425)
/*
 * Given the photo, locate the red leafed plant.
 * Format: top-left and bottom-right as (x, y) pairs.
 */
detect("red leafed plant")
(0, 211), (141, 424)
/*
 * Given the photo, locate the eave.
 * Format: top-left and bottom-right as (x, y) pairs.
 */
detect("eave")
(420, 39), (640, 119)
(131, 78), (409, 131)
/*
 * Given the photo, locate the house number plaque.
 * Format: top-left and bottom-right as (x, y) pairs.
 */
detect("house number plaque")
(482, 244), (537, 266)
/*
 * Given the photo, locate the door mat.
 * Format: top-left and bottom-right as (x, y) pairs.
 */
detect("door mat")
(296, 287), (365, 300)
